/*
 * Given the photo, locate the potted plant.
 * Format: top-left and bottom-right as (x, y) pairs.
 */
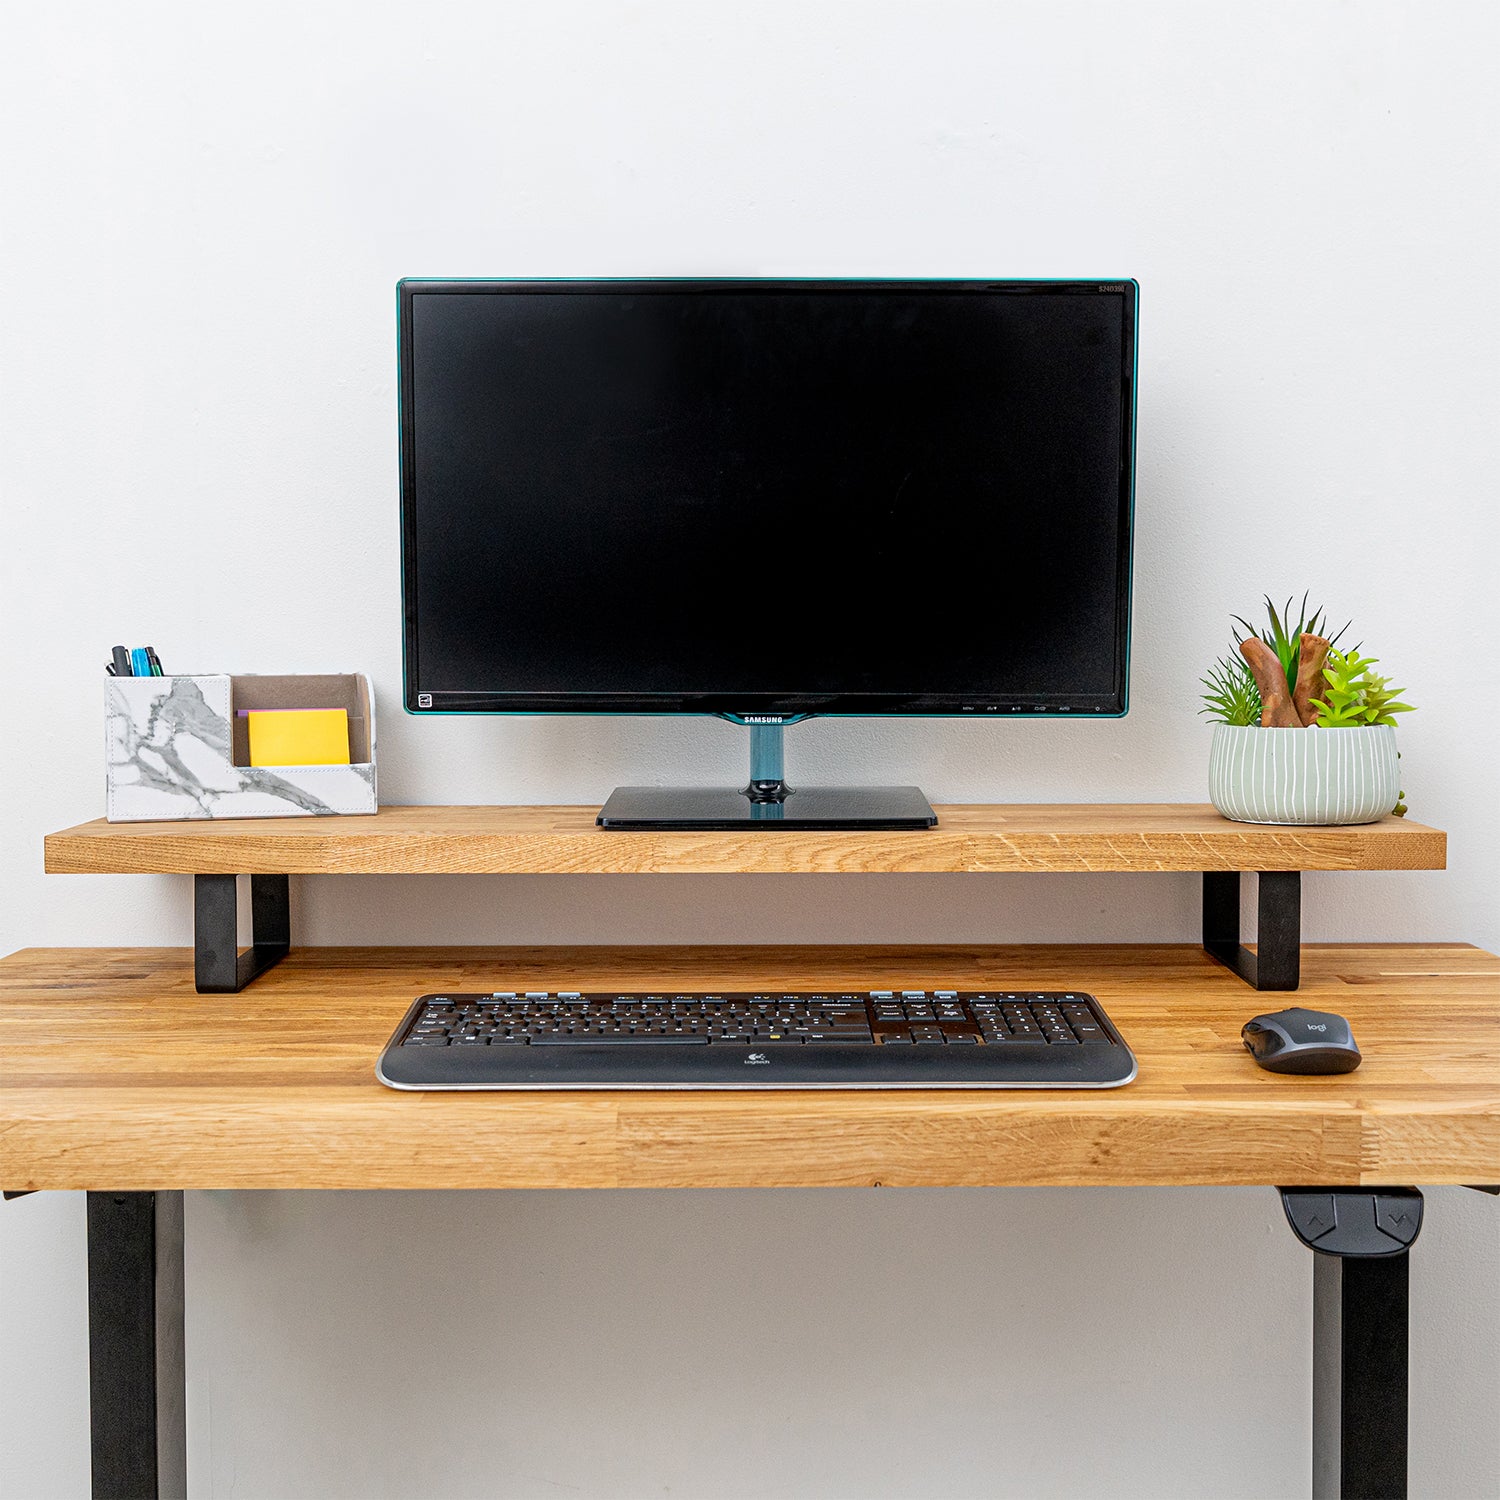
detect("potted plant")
(1200, 596), (1414, 825)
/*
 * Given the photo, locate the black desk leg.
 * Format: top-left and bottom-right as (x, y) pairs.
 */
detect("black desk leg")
(194, 873), (290, 993)
(1282, 1187), (1421, 1500)
(1314, 1254), (1410, 1500)
(86, 1192), (186, 1500)
(1203, 870), (1301, 990)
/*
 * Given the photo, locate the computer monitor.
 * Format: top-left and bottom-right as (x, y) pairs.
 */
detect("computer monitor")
(399, 279), (1137, 829)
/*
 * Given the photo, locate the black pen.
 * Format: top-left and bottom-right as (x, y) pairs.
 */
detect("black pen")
(145, 646), (164, 676)
(111, 645), (133, 677)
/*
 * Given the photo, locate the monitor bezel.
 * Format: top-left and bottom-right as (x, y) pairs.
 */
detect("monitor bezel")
(398, 278), (1137, 719)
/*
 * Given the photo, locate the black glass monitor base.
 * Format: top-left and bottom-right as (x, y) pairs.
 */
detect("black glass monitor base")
(597, 785), (937, 831)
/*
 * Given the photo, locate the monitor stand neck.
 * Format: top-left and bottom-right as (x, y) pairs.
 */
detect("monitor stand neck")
(745, 723), (791, 805)
(594, 717), (938, 831)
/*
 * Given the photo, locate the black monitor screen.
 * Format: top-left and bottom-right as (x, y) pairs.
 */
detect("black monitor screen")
(400, 280), (1135, 717)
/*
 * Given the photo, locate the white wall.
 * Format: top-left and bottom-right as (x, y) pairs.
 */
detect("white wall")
(2, 3), (1497, 1495)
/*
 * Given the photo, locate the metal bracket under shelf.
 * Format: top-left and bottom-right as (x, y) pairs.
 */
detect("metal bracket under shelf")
(193, 874), (289, 993)
(1202, 870), (1301, 990)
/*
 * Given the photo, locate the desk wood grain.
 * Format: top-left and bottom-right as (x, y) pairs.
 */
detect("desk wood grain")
(2, 944), (1495, 1192)
(42, 805), (1447, 876)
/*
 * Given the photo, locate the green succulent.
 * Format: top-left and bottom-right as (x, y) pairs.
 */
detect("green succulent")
(1359, 671), (1417, 728)
(1310, 646), (1416, 729)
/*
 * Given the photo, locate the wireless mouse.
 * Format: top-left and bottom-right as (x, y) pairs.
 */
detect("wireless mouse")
(1241, 1007), (1361, 1074)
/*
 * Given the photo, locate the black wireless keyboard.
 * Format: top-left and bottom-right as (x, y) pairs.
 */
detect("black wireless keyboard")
(376, 989), (1137, 1089)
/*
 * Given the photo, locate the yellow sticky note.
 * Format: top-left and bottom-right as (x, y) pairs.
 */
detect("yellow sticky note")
(245, 709), (350, 767)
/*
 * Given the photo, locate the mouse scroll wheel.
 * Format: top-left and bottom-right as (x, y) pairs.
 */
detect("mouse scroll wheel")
(1242, 1022), (1264, 1035)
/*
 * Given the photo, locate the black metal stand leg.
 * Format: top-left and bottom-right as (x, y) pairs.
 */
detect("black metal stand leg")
(87, 1192), (186, 1500)
(194, 873), (290, 993)
(1282, 1188), (1421, 1500)
(1203, 870), (1301, 990)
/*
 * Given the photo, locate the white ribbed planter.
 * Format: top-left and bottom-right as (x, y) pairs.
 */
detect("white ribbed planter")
(1208, 724), (1400, 826)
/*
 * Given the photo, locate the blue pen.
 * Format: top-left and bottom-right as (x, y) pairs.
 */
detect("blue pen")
(131, 648), (152, 678)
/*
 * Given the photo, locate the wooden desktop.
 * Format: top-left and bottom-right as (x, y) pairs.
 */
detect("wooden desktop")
(3, 941), (1497, 1193)
(5, 803), (1494, 1500)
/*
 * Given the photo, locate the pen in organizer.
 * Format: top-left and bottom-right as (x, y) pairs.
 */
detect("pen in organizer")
(108, 646), (165, 677)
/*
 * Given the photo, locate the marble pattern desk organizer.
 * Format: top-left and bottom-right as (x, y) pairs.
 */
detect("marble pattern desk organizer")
(105, 673), (377, 821)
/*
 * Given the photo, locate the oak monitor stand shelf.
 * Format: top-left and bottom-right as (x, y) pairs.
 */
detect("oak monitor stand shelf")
(43, 804), (1447, 995)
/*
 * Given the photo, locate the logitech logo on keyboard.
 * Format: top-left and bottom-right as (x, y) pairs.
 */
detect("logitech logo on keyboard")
(745, 1052), (770, 1065)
